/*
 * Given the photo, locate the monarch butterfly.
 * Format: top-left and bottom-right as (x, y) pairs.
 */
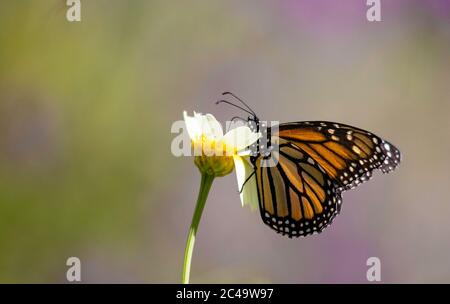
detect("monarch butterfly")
(217, 92), (401, 238)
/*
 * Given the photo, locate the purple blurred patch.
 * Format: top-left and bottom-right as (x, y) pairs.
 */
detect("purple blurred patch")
(278, 0), (450, 34)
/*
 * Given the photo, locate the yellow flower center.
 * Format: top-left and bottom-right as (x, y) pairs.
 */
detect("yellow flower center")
(192, 136), (238, 157)
(191, 137), (236, 177)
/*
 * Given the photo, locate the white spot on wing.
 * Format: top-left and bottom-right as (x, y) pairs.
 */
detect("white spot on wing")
(352, 145), (361, 154)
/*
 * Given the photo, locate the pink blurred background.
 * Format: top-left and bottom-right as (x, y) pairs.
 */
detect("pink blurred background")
(0, 0), (450, 282)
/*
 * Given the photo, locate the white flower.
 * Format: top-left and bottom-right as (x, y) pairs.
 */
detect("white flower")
(232, 155), (260, 211)
(183, 111), (260, 209)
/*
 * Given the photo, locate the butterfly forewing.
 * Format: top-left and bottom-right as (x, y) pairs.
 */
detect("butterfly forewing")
(276, 121), (401, 191)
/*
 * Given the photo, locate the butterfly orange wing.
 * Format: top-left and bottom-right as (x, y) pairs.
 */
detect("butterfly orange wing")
(252, 121), (401, 237)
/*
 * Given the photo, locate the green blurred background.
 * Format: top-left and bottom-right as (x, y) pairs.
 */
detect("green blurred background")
(0, 0), (449, 283)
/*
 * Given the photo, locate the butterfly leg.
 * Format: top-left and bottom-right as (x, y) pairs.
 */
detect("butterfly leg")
(239, 170), (256, 194)
(230, 116), (247, 123)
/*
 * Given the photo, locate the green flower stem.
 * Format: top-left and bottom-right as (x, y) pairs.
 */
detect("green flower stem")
(182, 172), (215, 284)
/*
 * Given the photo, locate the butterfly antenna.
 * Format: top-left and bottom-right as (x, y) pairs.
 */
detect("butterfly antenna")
(222, 92), (258, 119)
(215, 100), (255, 117)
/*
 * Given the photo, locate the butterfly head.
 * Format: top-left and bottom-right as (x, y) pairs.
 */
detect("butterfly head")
(216, 92), (275, 161)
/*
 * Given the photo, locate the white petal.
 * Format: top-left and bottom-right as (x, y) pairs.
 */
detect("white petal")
(233, 155), (259, 211)
(204, 114), (223, 139)
(183, 111), (202, 140)
(192, 112), (223, 140)
(223, 126), (261, 151)
(237, 149), (252, 156)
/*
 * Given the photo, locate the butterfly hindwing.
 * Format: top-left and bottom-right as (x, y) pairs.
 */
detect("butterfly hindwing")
(253, 143), (342, 238)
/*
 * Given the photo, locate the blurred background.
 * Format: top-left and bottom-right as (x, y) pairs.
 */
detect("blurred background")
(0, 0), (449, 283)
